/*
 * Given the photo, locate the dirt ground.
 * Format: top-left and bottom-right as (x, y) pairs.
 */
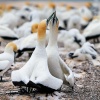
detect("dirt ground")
(0, 1), (100, 100)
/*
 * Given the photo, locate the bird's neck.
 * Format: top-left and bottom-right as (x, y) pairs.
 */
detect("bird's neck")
(4, 47), (14, 55)
(47, 28), (58, 47)
(35, 39), (46, 55)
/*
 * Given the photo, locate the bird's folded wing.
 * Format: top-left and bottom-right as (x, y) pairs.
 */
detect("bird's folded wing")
(0, 60), (10, 70)
(59, 56), (71, 75)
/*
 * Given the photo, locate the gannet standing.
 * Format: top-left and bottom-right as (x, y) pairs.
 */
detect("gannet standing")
(27, 19), (63, 93)
(68, 42), (98, 61)
(46, 12), (74, 87)
(11, 19), (62, 93)
(0, 42), (17, 81)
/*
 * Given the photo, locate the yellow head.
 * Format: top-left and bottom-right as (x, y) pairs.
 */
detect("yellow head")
(38, 20), (46, 41)
(0, 9), (3, 16)
(48, 2), (55, 9)
(34, 4), (43, 9)
(5, 42), (17, 52)
(60, 3), (66, 7)
(0, 3), (6, 11)
(83, 17), (90, 21)
(85, 2), (92, 8)
(7, 5), (14, 11)
(31, 23), (38, 33)
(66, 5), (73, 11)
(25, 2), (31, 6)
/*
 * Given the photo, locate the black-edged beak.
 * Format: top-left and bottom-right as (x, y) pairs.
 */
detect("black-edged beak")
(52, 11), (56, 24)
(47, 11), (55, 25)
(68, 53), (78, 59)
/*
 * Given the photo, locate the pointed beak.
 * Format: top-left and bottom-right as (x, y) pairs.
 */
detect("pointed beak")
(47, 11), (55, 25)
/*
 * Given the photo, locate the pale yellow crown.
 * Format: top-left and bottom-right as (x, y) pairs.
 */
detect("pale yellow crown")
(6, 42), (17, 52)
(0, 9), (3, 16)
(38, 20), (46, 40)
(6, 5), (14, 11)
(34, 4), (43, 9)
(25, 2), (31, 6)
(48, 2), (56, 9)
(0, 3), (6, 10)
(85, 2), (92, 8)
(83, 17), (90, 21)
(31, 23), (38, 33)
(66, 5), (73, 11)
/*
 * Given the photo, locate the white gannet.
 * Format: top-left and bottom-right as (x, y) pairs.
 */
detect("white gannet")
(58, 29), (86, 51)
(0, 25), (18, 40)
(85, 2), (99, 16)
(0, 42), (17, 81)
(0, 9), (29, 29)
(15, 23), (38, 57)
(83, 18), (100, 43)
(68, 42), (98, 61)
(11, 19), (62, 93)
(67, 14), (81, 30)
(15, 10), (40, 38)
(78, 6), (93, 30)
(6, 4), (19, 14)
(46, 12), (74, 87)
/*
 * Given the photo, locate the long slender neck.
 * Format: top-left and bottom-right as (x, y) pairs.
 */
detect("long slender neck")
(37, 39), (45, 49)
(35, 39), (46, 56)
(4, 47), (14, 55)
(47, 26), (58, 47)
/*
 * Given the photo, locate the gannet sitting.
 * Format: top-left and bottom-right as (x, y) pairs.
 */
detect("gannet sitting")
(0, 25), (18, 40)
(0, 10), (29, 29)
(58, 29), (86, 51)
(83, 18), (100, 43)
(15, 10), (40, 38)
(85, 2), (99, 16)
(46, 12), (74, 87)
(12, 19), (63, 93)
(15, 23), (38, 57)
(78, 6), (93, 29)
(67, 14), (81, 30)
(6, 4), (19, 14)
(68, 42), (98, 61)
(0, 42), (17, 81)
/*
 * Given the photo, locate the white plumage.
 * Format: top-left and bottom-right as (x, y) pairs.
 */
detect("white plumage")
(46, 12), (74, 87)
(11, 19), (63, 92)
(68, 42), (98, 61)
(0, 42), (17, 81)
(58, 28), (86, 51)
(0, 25), (18, 39)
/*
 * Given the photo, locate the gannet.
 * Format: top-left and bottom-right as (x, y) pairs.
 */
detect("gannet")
(15, 10), (40, 38)
(12, 18), (63, 93)
(85, 2), (99, 15)
(46, 12), (74, 87)
(78, 6), (93, 29)
(0, 10), (29, 29)
(68, 42), (98, 61)
(0, 25), (18, 40)
(15, 23), (38, 57)
(67, 14), (81, 30)
(0, 42), (17, 81)
(83, 18), (100, 43)
(6, 4), (19, 13)
(58, 29), (86, 51)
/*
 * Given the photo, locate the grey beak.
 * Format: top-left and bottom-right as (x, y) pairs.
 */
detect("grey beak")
(47, 11), (55, 25)
(54, 11), (56, 18)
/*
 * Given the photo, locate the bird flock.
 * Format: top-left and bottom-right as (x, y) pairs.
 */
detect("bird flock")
(0, 1), (99, 95)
